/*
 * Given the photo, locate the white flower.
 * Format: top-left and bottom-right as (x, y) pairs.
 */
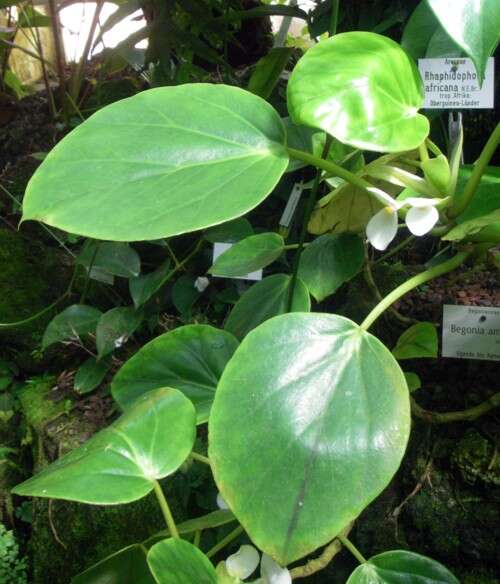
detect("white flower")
(404, 197), (440, 236)
(261, 554), (291, 584)
(216, 492), (229, 510)
(194, 276), (210, 293)
(226, 545), (260, 580)
(366, 195), (440, 250)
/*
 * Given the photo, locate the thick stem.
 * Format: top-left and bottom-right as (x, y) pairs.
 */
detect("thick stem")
(448, 122), (500, 218)
(361, 249), (473, 331)
(329, 0), (339, 36)
(336, 534), (367, 564)
(411, 392), (500, 424)
(286, 147), (380, 198)
(286, 138), (332, 311)
(206, 525), (244, 558)
(190, 452), (211, 466)
(153, 480), (179, 538)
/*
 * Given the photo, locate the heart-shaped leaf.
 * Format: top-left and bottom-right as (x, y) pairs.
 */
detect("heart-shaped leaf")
(129, 259), (172, 308)
(224, 274), (310, 340)
(392, 322), (438, 360)
(287, 32), (429, 152)
(112, 325), (239, 423)
(22, 84), (289, 241)
(96, 306), (143, 358)
(147, 539), (217, 584)
(42, 305), (102, 350)
(209, 313), (410, 565)
(72, 544), (154, 584)
(427, 0), (499, 81)
(209, 233), (285, 277)
(346, 550), (459, 583)
(12, 388), (196, 504)
(298, 234), (364, 302)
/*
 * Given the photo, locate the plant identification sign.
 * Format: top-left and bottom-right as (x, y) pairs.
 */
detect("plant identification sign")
(442, 305), (500, 361)
(419, 58), (494, 109)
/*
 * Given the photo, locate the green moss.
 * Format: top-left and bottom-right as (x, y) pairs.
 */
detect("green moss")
(0, 229), (68, 348)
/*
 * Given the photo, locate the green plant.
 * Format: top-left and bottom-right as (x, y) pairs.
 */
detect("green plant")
(0, 523), (28, 584)
(10, 2), (500, 583)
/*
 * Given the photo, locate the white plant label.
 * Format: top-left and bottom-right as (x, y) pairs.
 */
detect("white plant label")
(279, 182), (304, 229)
(418, 57), (494, 109)
(212, 242), (262, 281)
(442, 305), (500, 361)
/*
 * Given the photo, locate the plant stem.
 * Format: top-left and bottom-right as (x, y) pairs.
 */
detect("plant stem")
(418, 142), (429, 162)
(190, 452), (211, 466)
(448, 122), (500, 218)
(193, 530), (201, 548)
(286, 138), (332, 311)
(411, 392), (500, 424)
(336, 534), (367, 563)
(153, 480), (179, 538)
(373, 235), (414, 266)
(286, 147), (379, 198)
(361, 249), (473, 331)
(329, 0), (340, 36)
(47, 0), (68, 122)
(206, 525), (244, 558)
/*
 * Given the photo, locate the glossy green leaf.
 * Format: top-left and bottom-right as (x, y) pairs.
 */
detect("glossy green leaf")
(96, 307), (143, 358)
(22, 84), (289, 241)
(346, 550), (459, 584)
(74, 357), (109, 394)
(298, 234), (364, 302)
(209, 233), (284, 277)
(392, 322), (438, 360)
(112, 325), (239, 423)
(248, 47), (294, 100)
(421, 155), (451, 194)
(129, 260), (171, 308)
(147, 539), (217, 584)
(42, 305), (102, 350)
(77, 241), (141, 278)
(72, 544), (154, 584)
(224, 274), (310, 340)
(287, 32), (429, 152)
(204, 218), (254, 244)
(427, 0), (500, 81)
(12, 388), (196, 503)
(210, 313), (410, 564)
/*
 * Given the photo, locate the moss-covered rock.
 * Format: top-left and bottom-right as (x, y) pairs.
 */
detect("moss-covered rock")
(0, 229), (68, 351)
(14, 377), (188, 583)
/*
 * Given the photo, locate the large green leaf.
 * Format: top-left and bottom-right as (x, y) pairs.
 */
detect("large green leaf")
(427, 0), (500, 81)
(96, 306), (143, 358)
(298, 234), (364, 302)
(224, 274), (310, 340)
(12, 388), (196, 504)
(129, 259), (172, 308)
(209, 313), (410, 565)
(112, 325), (239, 423)
(72, 544), (154, 584)
(209, 233), (284, 277)
(392, 322), (438, 360)
(147, 539), (217, 584)
(346, 550), (459, 583)
(42, 305), (102, 350)
(248, 47), (294, 100)
(287, 32), (429, 152)
(204, 218), (254, 244)
(77, 241), (141, 278)
(22, 84), (289, 241)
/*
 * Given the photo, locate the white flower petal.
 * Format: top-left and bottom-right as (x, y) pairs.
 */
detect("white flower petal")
(194, 276), (210, 293)
(366, 207), (398, 251)
(216, 492), (229, 510)
(404, 196), (441, 208)
(367, 186), (400, 209)
(406, 205), (439, 236)
(226, 545), (260, 580)
(261, 554), (291, 584)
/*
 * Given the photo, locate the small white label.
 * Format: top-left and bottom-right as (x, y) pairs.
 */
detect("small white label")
(279, 182), (304, 229)
(212, 242), (262, 281)
(442, 305), (500, 361)
(418, 57), (494, 109)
